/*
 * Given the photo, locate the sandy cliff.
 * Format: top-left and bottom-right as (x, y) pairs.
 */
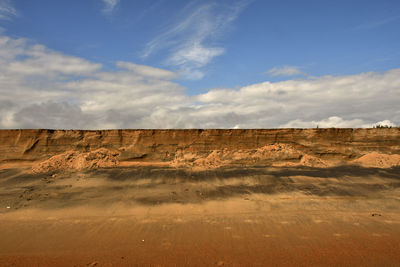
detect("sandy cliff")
(0, 128), (399, 172)
(1, 129), (400, 266)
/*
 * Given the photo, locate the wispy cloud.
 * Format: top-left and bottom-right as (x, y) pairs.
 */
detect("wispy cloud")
(102, 0), (119, 15)
(266, 66), (305, 77)
(0, 0), (17, 20)
(142, 0), (251, 80)
(115, 61), (177, 80)
(351, 15), (400, 31)
(134, 0), (165, 23)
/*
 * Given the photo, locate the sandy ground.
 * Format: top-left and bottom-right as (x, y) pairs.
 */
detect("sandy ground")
(1, 166), (400, 266)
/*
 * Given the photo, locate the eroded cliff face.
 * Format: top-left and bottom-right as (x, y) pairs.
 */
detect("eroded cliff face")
(0, 128), (399, 172)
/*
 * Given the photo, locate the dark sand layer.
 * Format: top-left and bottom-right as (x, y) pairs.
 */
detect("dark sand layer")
(1, 166), (400, 266)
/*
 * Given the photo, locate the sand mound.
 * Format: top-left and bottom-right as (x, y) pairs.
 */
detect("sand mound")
(352, 152), (400, 168)
(299, 154), (327, 167)
(253, 144), (303, 160)
(191, 150), (225, 170)
(32, 148), (120, 173)
(272, 154), (329, 168)
(171, 150), (225, 170)
(171, 144), (327, 170)
(229, 144), (299, 161)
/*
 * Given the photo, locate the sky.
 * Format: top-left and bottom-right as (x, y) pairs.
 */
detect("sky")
(0, 0), (399, 129)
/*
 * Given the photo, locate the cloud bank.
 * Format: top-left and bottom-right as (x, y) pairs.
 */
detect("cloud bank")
(0, 34), (398, 129)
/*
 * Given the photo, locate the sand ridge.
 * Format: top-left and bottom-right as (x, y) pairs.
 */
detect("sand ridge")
(31, 148), (120, 173)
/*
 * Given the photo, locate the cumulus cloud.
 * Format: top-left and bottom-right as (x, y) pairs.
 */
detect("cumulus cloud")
(266, 66), (304, 77)
(14, 102), (93, 129)
(142, 0), (250, 80)
(0, 0), (17, 20)
(8, 44), (101, 76)
(0, 34), (187, 129)
(0, 33), (399, 129)
(102, 0), (119, 14)
(199, 69), (400, 128)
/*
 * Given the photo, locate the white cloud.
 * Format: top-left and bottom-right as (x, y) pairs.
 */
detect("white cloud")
(102, 0), (119, 14)
(0, 34), (187, 129)
(8, 44), (101, 76)
(14, 102), (92, 129)
(194, 69), (400, 128)
(266, 66), (304, 77)
(168, 43), (225, 68)
(0, 0), (17, 20)
(142, 0), (250, 80)
(115, 61), (177, 80)
(369, 120), (396, 128)
(0, 33), (399, 129)
(281, 117), (367, 128)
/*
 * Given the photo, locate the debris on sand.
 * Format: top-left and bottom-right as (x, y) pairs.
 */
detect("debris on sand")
(298, 154), (328, 168)
(32, 148), (120, 173)
(191, 150), (225, 170)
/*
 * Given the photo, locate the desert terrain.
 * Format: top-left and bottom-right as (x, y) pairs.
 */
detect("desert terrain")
(1, 128), (400, 266)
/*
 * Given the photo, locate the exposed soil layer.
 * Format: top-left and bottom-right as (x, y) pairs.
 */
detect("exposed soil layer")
(1, 128), (400, 172)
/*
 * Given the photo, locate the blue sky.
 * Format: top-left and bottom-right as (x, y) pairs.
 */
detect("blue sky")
(0, 0), (399, 128)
